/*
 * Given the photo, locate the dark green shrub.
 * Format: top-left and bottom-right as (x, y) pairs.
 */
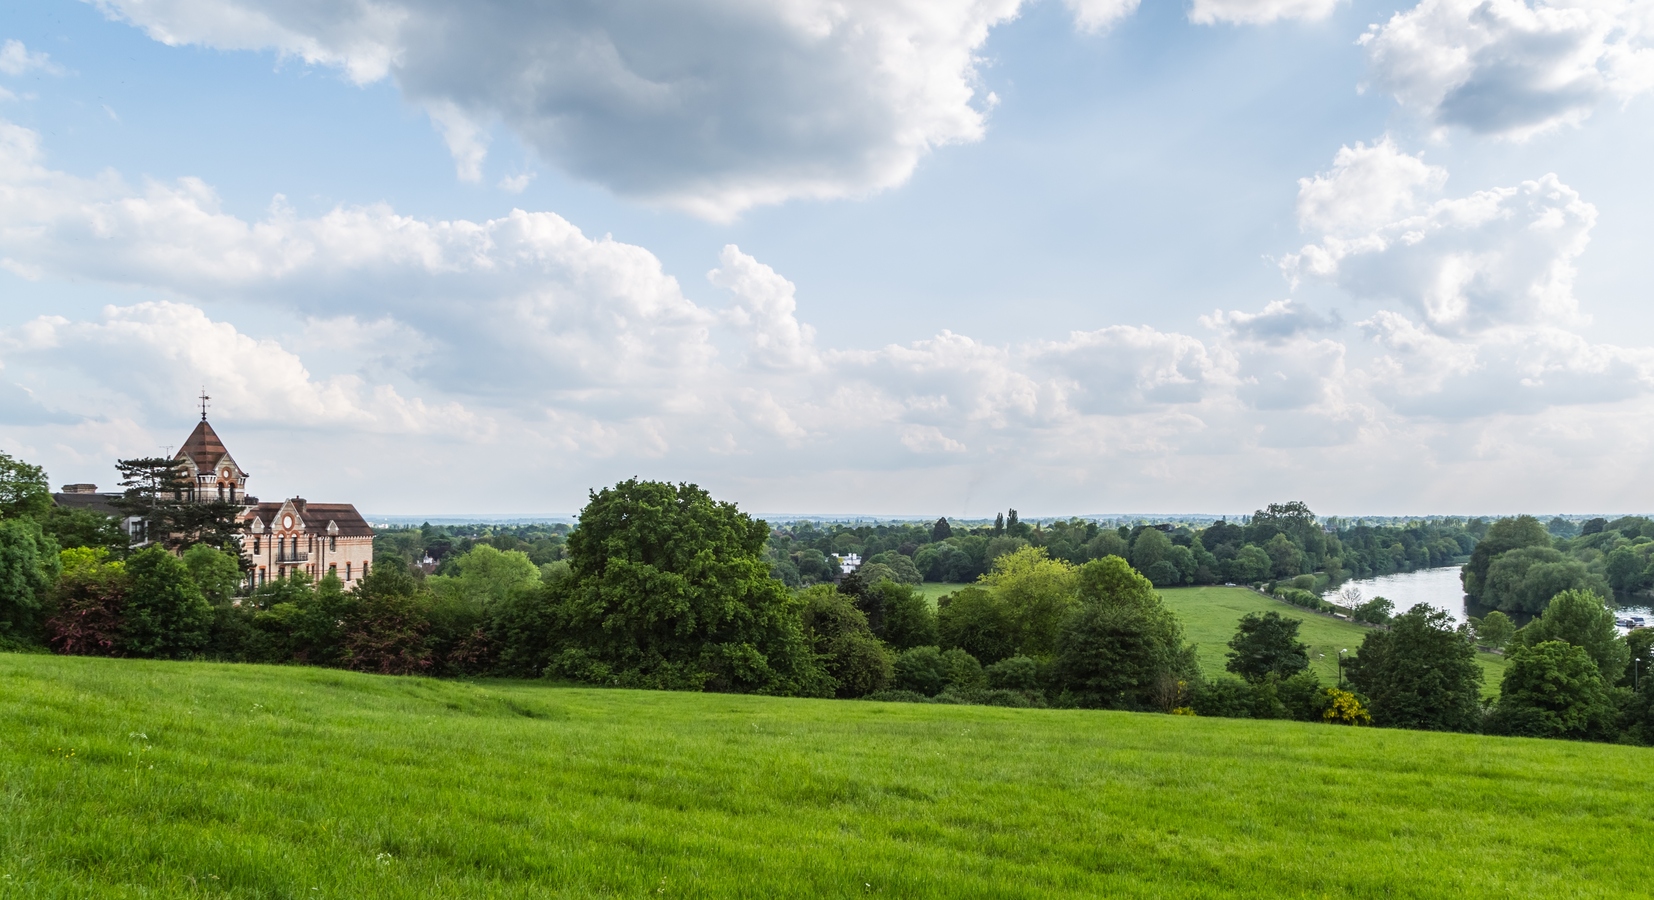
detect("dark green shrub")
(0, 517), (60, 645)
(1226, 611), (1310, 683)
(985, 655), (1039, 691)
(936, 586), (1014, 664)
(893, 646), (947, 696)
(121, 546), (212, 659)
(939, 648), (985, 692)
(1487, 640), (1616, 740)
(879, 580), (938, 650)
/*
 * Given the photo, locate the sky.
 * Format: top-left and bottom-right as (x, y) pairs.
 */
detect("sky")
(1, 0), (1653, 518)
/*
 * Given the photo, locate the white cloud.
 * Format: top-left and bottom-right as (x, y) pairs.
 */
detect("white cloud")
(1065, 0), (1142, 33)
(1188, 0), (1344, 25)
(90, 0), (1022, 219)
(1285, 144), (1596, 335)
(0, 40), (64, 77)
(1360, 0), (1654, 139)
(709, 246), (820, 373)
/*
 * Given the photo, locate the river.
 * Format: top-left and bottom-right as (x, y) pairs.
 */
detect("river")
(1323, 566), (1654, 632)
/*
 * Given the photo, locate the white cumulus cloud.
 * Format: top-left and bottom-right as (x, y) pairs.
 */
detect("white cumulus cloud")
(1188, 0), (1345, 25)
(89, 0), (1022, 219)
(1361, 0), (1654, 139)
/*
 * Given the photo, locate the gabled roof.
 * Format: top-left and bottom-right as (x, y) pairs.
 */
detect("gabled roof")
(176, 419), (230, 472)
(245, 499), (374, 538)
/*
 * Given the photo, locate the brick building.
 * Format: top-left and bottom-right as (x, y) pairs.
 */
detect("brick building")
(171, 415), (375, 588)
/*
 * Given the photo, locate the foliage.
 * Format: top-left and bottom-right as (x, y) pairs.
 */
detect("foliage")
(1468, 610), (1515, 650)
(876, 579), (938, 651)
(182, 544), (243, 606)
(112, 457), (247, 554)
(39, 505), (129, 553)
(892, 646), (948, 696)
(984, 654), (1039, 691)
(935, 586), (1015, 665)
(1322, 688), (1371, 725)
(798, 585), (892, 698)
(1225, 611), (1310, 683)
(0, 450), (52, 519)
(865, 551), (924, 585)
(1488, 640), (1617, 741)
(1462, 515), (1550, 601)
(120, 546), (213, 659)
(1513, 589), (1630, 684)
(0, 516), (61, 644)
(1480, 546), (1606, 614)
(550, 479), (826, 695)
(1344, 605), (1483, 732)
(1054, 560), (1192, 711)
(979, 547), (1077, 658)
(44, 547), (127, 656)
(1350, 595), (1394, 625)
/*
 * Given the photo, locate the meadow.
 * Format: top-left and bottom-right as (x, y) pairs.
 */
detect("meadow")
(3, 653), (1646, 898)
(1159, 587), (1510, 692)
(916, 582), (1508, 692)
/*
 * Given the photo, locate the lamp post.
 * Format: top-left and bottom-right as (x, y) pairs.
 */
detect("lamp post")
(1338, 648), (1348, 689)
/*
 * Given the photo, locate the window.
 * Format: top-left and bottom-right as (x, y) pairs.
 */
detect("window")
(258, 568), (266, 586)
(329, 564), (337, 577)
(362, 561), (369, 577)
(345, 562), (352, 581)
(329, 536), (336, 551)
(252, 536), (260, 554)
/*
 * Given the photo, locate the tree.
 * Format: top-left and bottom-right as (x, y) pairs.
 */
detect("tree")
(1263, 533), (1304, 578)
(1344, 605), (1483, 732)
(936, 586), (1015, 664)
(549, 479), (826, 695)
(1130, 528), (1172, 574)
(798, 586), (892, 698)
(182, 544), (243, 606)
(39, 506), (128, 553)
(980, 547), (1077, 658)
(45, 547), (127, 656)
(931, 517), (952, 542)
(892, 645), (948, 696)
(111, 457), (247, 553)
(0, 517), (61, 646)
(865, 551), (923, 585)
(1226, 544), (1272, 583)
(1054, 557), (1192, 710)
(1581, 517), (1607, 536)
(1471, 610), (1515, 650)
(1350, 596), (1394, 625)
(1461, 515), (1550, 600)
(1488, 640), (1616, 740)
(432, 544), (540, 606)
(1605, 546), (1647, 594)
(1514, 589), (1630, 684)
(993, 512), (1005, 536)
(877, 580), (938, 651)
(0, 451), (52, 519)
(1225, 611), (1310, 683)
(1480, 547), (1606, 614)
(121, 545), (213, 659)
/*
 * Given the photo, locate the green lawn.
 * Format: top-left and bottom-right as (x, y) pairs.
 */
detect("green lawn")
(2, 654), (1646, 898)
(1161, 586), (1508, 694)
(914, 581), (972, 604)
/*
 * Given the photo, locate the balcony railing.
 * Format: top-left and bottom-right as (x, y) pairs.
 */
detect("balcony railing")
(276, 550), (310, 563)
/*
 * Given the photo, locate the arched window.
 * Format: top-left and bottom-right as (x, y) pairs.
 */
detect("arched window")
(345, 562), (352, 581)
(329, 536), (337, 551)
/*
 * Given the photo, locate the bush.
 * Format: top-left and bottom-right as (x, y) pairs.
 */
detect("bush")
(939, 648), (985, 692)
(878, 580), (938, 650)
(1350, 596), (1394, 625)
(121, 546), (212, 659)
(863, 690), (932, 703)
(1487, 640), (1617, 741)
(892, 646), (948, 696)
(798, 585), (892, 698)
(1055, 560), (1193, 711)
(1225, 611), (1310, 683)
(1345, 605), (1483, 732)
(936, 586), (1015, 664)
(1190, 677), (1260, 718)
(985, 655), (1039, 691)
(45, 547), (127, 656)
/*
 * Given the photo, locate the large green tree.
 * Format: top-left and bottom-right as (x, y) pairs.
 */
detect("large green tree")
(797, 585), (891, 698)
(1054, 556), (1193, 710)
(1480, 547), (1606, 614)
(1461, 515), (1550, 601)
(1488, 640), (1617, 740)
(1513, 589), (1629, 684)
(1225, 611), (1310, 683)
(1344, 605), (1483, 732)
(121, 545), (213, 659)
(111, 457), (246, 554)
(0, 451), (52, 520)
(550, 479), (826, 695)
(0, 517), (62, 646)
(980, 547), (1078, 658)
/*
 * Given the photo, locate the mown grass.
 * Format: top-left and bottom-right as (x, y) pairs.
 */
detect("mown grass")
(2, 654), (1647, 898)
(914, 582), (973, 605)
(1161, 586), (1508, 693)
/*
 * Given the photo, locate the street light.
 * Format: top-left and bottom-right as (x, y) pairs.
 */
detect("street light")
(1338, 648), (1348, 689)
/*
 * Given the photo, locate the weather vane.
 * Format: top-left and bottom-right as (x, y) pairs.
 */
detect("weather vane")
(199, 387), (211, 421)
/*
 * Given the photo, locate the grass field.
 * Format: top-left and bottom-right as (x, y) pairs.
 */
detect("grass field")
(3, 654), (1648, 898)
(1160, 586), (1509, 692)
(914, 581), (972, 604)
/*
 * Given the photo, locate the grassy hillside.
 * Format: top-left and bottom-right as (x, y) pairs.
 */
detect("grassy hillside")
(2, 655), (1646, 898)
(1161, 586), (1509, 693)
(914, 581), (972, 604)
